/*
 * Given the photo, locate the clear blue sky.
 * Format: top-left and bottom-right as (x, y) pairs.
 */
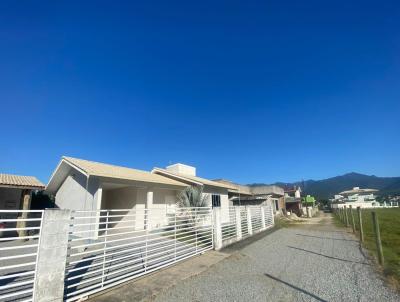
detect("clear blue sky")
(1, 1), (399, 185)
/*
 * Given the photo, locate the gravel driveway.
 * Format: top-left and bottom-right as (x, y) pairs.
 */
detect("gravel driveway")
(154, 213), (400, 302)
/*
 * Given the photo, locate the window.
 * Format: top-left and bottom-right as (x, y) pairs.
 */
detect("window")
(212, 194), (221, 207)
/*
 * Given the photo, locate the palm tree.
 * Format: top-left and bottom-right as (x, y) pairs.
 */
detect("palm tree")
(176, 185), (209, 208)
(176, 186), (210, 227)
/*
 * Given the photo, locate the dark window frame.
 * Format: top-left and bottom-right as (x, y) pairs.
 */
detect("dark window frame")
(211, 194), (221, 207)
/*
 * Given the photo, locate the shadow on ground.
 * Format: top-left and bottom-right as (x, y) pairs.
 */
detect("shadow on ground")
(264, 272), (328, 302)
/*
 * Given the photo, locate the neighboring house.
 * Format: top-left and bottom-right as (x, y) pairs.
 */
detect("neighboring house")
(284, 186), (303, 216)
(46, 156), (189, 235)
(0, 173), (45, 211)
(213, 179), (285, 214)
(152, 164), (237, 222)
(0, 173), (45, 235)
(331, 187), (379, 209)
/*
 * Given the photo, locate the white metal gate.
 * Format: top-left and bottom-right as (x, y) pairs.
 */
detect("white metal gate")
(64, 207), (213, 301)
(263, 204), (274, 228)
(250, 206), (262, 232)
(0, 210), (44, 302)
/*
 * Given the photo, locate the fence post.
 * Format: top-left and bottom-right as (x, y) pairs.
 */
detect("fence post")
(260, 206), (266, 230)
(174, 210), (177, 261)
(270, 205), (275, 226)
(306, 207), (312, 218)
(247, 207), (253, 235)
(371, 211), (384, 265)
(357, 207), (364, 242)
(101, 211), (109, 287)
(344, 205), (349, 227)
(213, 208), (223, 250)
(235, 207), (242, 241)
(195, 209), (198, 253)
(349, 205), (356, 233)
(33, 209), (71, 302)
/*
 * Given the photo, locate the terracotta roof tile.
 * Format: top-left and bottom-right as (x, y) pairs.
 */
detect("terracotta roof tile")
(0, 174), (45, 189)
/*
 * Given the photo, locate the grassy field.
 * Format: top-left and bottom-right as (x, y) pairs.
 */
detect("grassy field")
(335, 207), (400, 288)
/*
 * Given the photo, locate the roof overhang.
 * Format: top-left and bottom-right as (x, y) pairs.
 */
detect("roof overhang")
(152, 168), (203, 186)
(0, 184), (44, 190)
(47, 159), (188, 195)
(152, 169), (236, 190)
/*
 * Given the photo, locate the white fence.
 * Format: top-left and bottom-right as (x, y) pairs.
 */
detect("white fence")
(331, 202), (399, 209)
(64, 207), (213, 301)
(217, 205), (274, 249)
(0, 205), (274, 301)
(0, 210), (44, 302)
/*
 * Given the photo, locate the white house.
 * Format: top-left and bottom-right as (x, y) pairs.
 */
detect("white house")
(46, 157), (238, 236)
(46, 157), (189, 235)
(331, 187), (379, 209)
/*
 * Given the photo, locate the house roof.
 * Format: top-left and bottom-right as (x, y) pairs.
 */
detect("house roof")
(213, 179), (253, 195)
(47, 157), (188, 192)
(339, 188), (378, 195)
(0, 173), (45, 190)
(152, 168), (237, 190)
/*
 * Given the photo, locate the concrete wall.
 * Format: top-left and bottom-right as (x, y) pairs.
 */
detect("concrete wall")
(55, 170), (100, 212)
(55, 171), (102, 239)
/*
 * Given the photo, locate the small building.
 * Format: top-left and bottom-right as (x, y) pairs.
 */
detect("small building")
(284, 186), (303, 216)
(0, 173), (45, 236)
(0, 173), (45, 211)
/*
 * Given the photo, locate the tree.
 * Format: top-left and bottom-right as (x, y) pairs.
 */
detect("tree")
(176, 185), (209, 208)
(176, 186), (210, 227)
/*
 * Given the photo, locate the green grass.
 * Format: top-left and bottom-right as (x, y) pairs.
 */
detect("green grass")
(335, 208), (400, 288)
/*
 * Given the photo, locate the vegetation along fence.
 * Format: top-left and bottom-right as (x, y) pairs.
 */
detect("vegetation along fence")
(0, 204), (274, 301)
(334, 206), (400, 284)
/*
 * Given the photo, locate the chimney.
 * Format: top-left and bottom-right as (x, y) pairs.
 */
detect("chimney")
(166, 163), (196, 176)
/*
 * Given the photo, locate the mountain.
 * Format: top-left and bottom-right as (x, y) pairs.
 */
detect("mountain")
(250, 172), (400, 200)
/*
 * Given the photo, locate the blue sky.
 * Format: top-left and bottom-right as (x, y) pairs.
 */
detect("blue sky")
(1, 1), (399, 184)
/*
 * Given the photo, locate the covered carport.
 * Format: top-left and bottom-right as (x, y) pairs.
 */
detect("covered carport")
(0, 173), (45, 235)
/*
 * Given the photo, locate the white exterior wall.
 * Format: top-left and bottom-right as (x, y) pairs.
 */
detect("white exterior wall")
(55, 171), (102, 239)
(203, 186), (230, 223)
(56, 173), (89, 211)
(332, 202), (380, 209)
(347, 193), (375, 203)
(102, 186), (179, 231)
(166, 163), (196, 176)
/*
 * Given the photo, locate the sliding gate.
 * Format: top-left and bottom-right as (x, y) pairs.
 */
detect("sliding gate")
(64, 207), (213, 301)
(0, 210), (44, 302)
